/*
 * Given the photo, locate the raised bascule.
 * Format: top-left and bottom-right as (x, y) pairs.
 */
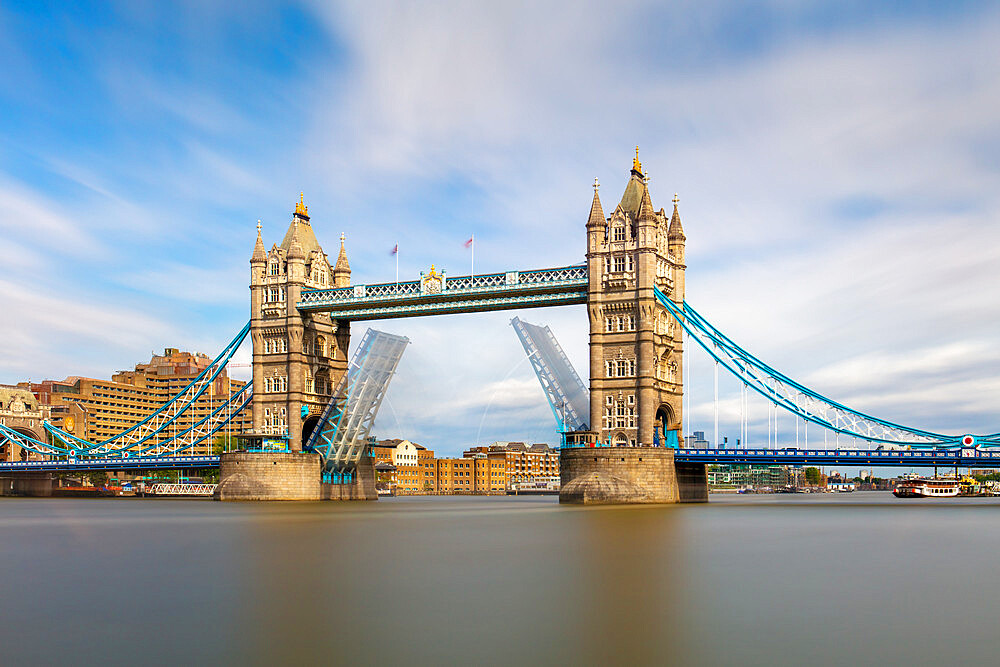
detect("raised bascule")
(5, 150), (1000, 501)
(213, 150), (703, 502)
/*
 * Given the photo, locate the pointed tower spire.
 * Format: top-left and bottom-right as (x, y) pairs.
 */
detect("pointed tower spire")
(333, 232), (351, 287)
(637, 179), (655, 222)
(252, 219), (266, 262)
(668, 193), (685, 239)
(587, 177), (605, 228)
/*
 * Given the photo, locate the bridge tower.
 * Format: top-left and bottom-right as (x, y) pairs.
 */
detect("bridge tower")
(248, 195), (350, 452)
(586, 150), (685, 447)
(561, 151), (706, 503)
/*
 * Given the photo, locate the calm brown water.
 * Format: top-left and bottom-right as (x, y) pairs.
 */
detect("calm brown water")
(1, 492), (999, 666)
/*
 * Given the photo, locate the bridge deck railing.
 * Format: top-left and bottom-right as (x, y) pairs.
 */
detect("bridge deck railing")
(298, 264), (588, 310)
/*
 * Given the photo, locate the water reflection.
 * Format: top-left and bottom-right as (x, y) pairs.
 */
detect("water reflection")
(2, 494), (1000, 665)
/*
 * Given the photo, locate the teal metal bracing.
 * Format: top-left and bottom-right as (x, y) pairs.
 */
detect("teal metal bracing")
(305, 328), (409, 473)
(653, 287), (995, 449)
(511, 317), (590, 437)
(298, 264), (587, 320)
(0, 323), (252, 459)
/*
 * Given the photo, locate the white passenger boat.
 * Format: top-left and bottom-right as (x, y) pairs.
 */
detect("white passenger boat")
(893, 478), (959, 498)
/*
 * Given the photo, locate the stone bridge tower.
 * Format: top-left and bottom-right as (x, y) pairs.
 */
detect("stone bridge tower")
(561, 151), (706, 504)
(249, 195), (351, 451)
(585, 150), (686, 448)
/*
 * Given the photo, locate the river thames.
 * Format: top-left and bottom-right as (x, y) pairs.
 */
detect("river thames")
(1, 492), (998, 666)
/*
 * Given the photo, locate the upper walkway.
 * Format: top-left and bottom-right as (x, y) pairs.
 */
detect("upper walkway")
(298, 264), (588, 320)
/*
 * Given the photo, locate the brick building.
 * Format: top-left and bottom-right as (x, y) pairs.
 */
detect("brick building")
(22, 348), (249, 455)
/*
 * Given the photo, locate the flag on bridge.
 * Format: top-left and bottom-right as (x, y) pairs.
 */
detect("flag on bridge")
(390, 243), (398, 255)
(464, 236), (473, 249)
(465, 235), (474, 276)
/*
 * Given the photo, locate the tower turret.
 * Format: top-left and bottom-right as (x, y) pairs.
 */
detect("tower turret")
(333, 233), (351, 288)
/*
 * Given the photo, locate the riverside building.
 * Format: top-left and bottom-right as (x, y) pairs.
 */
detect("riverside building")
(22, 348), (249, 455)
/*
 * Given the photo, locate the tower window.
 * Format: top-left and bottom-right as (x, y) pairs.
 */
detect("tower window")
(613, 226), (625, 242)
(613, 256), (625, 272)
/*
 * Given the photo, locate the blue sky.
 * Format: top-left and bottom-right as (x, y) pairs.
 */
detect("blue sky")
(2, 1), (1000, 459)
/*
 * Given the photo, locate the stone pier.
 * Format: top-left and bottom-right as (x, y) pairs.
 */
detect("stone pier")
(215, 450), (377, 501)
(559, 447), (707, 504)
(0, 473), (54, 497)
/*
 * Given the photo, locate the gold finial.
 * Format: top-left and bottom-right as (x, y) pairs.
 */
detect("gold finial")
(295, 192), (308, 216)
(340, 232), (346, 245)
(632, 146), (642, 175)
(256, 219), (262, 234)
(673, 193), (679, 205)
(593, 177), (600, 191)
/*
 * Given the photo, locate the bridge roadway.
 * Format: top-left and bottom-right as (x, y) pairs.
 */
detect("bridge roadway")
(4, 448), (1000, 473)
(674, 448), (1000, 467)
(0, 455), (219, 473)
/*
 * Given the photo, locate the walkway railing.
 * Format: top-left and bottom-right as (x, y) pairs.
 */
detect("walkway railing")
(298, 264), (588, 319)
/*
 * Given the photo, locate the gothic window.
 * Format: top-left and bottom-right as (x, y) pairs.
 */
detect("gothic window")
(616, 360), (628, 377)
(616, 402), (626, 428)
(269, 261), (279, 276)
(317, 336), (327, 357)
(605, 316), (614, 333)
(263, 340), (271, 354)
(613, 225), (625, 242)
(626, 255), (634, 272)
(603, 257), (610, 274)
(627, 314), (635, 330)
(606, 360), (615, 377)
(627, 394), (635, 405)
(628, 360), (636, 376)
(613, 255), (625, 273)
(627, 407), (636, 428)
(617, 317), (625, 332)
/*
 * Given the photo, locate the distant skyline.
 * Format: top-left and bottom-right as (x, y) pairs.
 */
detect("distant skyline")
(2, 1), (1000, 457)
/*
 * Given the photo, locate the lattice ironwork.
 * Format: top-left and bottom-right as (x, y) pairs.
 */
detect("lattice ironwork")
(306, 329), (409, 472)
(654, 287), (995, 449)
(511, 317), (589, 434)
(298, 264), (589, 312)
(322, 290), (587, 321)
(0, 323), (252, 459)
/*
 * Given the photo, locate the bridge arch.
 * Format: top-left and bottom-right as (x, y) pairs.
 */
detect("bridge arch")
(0, 427), (41, 461)
(302, 414), (323, 447)
(655, 404), (676, 447)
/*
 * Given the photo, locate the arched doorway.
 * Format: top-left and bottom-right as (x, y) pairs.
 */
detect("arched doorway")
(301, 414), (323, 449)
(655, 405), (677, 448)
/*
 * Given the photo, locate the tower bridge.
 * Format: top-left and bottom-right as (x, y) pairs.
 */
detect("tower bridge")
(4, 150), (998, 502)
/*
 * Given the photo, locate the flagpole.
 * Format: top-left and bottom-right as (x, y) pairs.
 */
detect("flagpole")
(395, 243), (399, 285)
(471, 233), (474, 278)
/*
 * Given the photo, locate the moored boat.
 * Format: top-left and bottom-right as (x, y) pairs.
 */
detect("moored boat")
(893, 478), (960, 498)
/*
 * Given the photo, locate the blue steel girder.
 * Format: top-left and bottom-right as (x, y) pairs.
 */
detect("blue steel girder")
(298, 264), (587, 320)
(674, 448), (1000, 467)
(0, 455), (220, 473)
